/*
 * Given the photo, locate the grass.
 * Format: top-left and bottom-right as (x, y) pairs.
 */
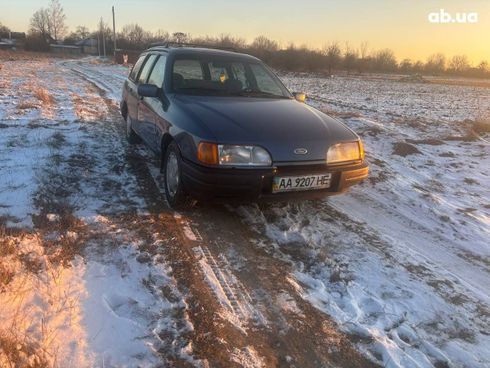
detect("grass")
(0, 332), (51, 368)
(17, 100), (38, 110)
(472, 120), (490, 134)
(0, 50), (68, 61)
(33, 88), (54, 105)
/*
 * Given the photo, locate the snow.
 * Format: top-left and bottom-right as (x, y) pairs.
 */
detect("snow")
(235, 73), (490, 367)
(0, 58), (198, 367)
(2, 55), (489, 367)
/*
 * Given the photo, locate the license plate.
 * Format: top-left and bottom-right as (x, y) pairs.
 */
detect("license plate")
(272, 173), (332, 193)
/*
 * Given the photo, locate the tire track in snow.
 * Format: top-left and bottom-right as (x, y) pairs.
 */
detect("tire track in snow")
(175, 213), (267, 333)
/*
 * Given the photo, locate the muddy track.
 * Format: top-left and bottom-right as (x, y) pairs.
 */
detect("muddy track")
(70, 64), (380, 367)
(123, 144), (378, 367)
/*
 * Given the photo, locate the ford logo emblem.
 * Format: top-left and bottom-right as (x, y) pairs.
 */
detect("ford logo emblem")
(294, 148), (308, 155)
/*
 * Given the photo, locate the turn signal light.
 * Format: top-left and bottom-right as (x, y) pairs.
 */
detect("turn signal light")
(197, 142), (219, 164)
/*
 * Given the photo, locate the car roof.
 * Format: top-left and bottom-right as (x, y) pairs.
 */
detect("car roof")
(145, 46), (260, 61)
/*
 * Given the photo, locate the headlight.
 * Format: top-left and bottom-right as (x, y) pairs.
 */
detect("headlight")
(327, 141), (364, 165)
(197, 143), (272, 166)
(219, 145), (271, 166)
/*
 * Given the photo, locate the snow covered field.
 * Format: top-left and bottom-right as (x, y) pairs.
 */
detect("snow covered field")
(238, 72), (490, 367)
(0, 55), (488, 367)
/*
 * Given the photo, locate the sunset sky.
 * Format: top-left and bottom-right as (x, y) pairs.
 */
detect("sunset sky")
(2, 0), (489, 64)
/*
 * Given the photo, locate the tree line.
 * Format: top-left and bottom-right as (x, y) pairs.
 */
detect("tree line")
(2, 0), (488, 79)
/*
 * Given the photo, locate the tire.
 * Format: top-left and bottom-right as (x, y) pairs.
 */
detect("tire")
(163, 141), (189, 209)
(126, 115), (140, 144)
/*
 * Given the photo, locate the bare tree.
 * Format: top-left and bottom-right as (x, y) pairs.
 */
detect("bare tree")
(251, 36), (279, 52)
(425, 53), (446, 75)
(478, 61), (489, 74)
(47, 0), (67, 41)
(0, 22), (10, 36)
(449, 55), (470, 73)
(172, 32), (188, 43)
(373, 49), (397, 72)
(359, 41), (369, 60)
(413, 61), (424, 73)
(217, 34), (246, 49)
(343, 43), (358, 74)
(400, 59), (413, 73)
(121, 24), (148, 46)
(75, 26), (90, 40)
(152, 29), (170, 43)
(323, 42), (341, 75)
(30, 8), (50, 38)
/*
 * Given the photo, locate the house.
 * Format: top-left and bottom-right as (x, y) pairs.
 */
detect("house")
(50, 44), (82, 55)
(0, 31), (26, 50)
(76, 39), (98, 55)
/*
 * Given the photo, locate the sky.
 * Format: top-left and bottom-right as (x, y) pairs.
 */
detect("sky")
(2, 0), (489, 63)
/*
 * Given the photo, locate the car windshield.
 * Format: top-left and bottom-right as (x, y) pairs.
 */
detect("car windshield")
(171, 56), (292, 98)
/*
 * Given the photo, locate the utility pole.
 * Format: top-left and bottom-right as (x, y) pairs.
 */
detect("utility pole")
(112, 6), (117, 58)
(99, 17), (107, 58)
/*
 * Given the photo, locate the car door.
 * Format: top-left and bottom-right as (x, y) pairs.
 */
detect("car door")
(125, 54), (147, 124)
(138, 54), (168, 152)
(135, 54), (158, 146)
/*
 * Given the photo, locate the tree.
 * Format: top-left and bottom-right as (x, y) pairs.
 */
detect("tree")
(343, 44), (358, 74)
(400, 59), (413, 73)
(172, 32), (188, 43)
(121, 24), (149, 48)
(0, 22), (10, 37)
(359, 41), (369, 60)
(217, 34), (246, 49)
(47, 0), (67, 41)
(30, 8), (50, 38)
(323, 42), (341, 75)
(412, 61), (424, 73)
(373, 49), (397, 72)
(74, 26), (90, 40)
(478, 61), (489, 74)
(448, 55), (470, 73)
(251, 36), (279, 52)
(425, 53), (446, 75)
(151, 29), (170, 44)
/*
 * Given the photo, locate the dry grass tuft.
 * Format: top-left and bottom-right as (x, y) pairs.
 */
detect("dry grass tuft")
(472, 120), (490, 134)
(0, 332), (51, 368)
(33, 87), (54, 105)
(17, 100), (38, 110)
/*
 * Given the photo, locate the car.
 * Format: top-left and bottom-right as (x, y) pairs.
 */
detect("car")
(120, 44), (368, 208)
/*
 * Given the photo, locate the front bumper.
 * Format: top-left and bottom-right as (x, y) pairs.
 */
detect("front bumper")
(181, 159), (369, 202)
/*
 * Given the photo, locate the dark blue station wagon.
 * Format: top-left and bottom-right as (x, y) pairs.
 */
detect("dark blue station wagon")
(120, 45), (368, 208)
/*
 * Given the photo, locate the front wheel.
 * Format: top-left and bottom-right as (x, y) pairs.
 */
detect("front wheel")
(126, 115), (140, 144)
(163, 142), (189, 209)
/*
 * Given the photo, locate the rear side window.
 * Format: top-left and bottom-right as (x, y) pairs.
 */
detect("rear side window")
(138, 54), (158, 84)
(173, 59), (203, 79)
(147, 55), (167, 88)
(129, 55), (147, 81)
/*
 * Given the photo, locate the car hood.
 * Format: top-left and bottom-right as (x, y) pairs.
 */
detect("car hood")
(172, 95), (358, 162)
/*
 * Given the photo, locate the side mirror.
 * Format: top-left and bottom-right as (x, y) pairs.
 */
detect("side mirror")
(293, 92), (306, 103)
(138, 84), (159, 98)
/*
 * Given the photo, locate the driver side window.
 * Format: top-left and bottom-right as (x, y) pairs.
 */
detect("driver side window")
(138, 54), (157, 84)
(147, 55), (167, 88)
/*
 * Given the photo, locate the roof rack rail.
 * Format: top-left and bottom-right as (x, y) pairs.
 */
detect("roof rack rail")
(148, 42), (238, 52)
